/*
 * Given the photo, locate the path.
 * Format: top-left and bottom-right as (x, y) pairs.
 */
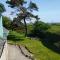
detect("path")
(8, 44), (31, 60)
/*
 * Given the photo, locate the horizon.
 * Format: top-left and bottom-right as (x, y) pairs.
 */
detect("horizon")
(0, 0), (60, 23)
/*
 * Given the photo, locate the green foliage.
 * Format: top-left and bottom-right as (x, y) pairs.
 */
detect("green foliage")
(29, 21), (50, 38)
(19, 39), (60, 60)
(8, 31), (60, 60)
(28, 1), (38, 11)
(7, 24), (60, 60)
(3, 16), (12, 29)
(6, 0), (26, 8)
(34, 21), (50, 31)
(48, 24), (60, 34)
(0, 3), (5, 13)
(11, 17), (25, 31)
(7, 30), (25, 42)
(6, 0), (39, 36)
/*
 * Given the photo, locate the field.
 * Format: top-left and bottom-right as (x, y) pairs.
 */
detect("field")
(48, 25), (60, 34)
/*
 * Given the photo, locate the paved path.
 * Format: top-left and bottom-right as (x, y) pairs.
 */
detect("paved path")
(0, 41), (7, 60)
(0, 40), (6, 57)
(8, 44), (31, 60)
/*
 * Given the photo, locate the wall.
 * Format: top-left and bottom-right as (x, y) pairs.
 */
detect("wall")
(0, 16), (3, 38)
(0, 42), (7, 60)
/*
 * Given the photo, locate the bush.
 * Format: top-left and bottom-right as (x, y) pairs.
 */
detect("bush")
(3, 16), (12, 30)
(33, 21), (50, 31)
(7, 30), (24, 41)
(28, 21), (50, 38)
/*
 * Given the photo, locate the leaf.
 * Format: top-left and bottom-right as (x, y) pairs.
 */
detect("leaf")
(28, 1), (38, 11)
(0, 3), (5, 13)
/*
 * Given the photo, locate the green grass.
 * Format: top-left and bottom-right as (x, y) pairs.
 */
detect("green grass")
(48, 25), (60, 34)
(8, 30), (60, 60)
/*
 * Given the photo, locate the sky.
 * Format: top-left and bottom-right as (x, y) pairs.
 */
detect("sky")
(0, 0), (60, 23)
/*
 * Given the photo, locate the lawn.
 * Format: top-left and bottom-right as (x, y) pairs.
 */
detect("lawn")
(8, 30), (60, 60)
(48, 25), (60, 34)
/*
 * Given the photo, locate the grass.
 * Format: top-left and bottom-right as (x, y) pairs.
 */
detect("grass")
(8, 37), (60, 60)
(48, 25), (60, 34)
(8, 30), (60, 60)
(18, 38), (60, 60)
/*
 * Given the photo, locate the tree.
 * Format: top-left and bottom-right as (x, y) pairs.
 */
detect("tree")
(0, 3), (5, 14)
(3, 16), (12, 29)
(6, 0), (39, 36)
(11, 17), (25, 32)
(33, 21), (50, 31)
(30, 21), (50, 38)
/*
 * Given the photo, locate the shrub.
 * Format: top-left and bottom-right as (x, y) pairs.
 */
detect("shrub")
(7, 30), (24, 41)
(28, 21), (50, 38)
(3, 16), (12, 30)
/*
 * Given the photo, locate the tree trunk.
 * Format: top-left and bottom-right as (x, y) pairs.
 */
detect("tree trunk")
(24, 18), (27, 36)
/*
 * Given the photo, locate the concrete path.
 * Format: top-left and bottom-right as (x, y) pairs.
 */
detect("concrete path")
(0, 42), (7, 60)
(8, 44), (31, 60)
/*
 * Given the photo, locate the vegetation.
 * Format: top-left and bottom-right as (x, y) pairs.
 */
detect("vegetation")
(7, 18), (60, 60)
(6, 0), (39, 36)
(48, 25), (60, 34)
(3, 16), (12, 29)
(1, 0), (59, 60)
(8, 27), (60, 60)
(0, 3), (5, 13)
(3, 13), (60, 60)
(28, 21), (50, 37)
(7, 30), (25, 42)
(11, 17), (25, 32)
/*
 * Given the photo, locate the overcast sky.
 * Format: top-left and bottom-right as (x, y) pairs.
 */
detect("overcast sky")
(0, 0), (60, 23)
